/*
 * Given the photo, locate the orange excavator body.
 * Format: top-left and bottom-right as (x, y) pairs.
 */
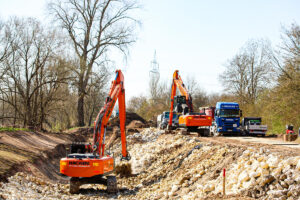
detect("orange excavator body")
(60, 157), (114, 177)
(169, 70), (212, 129)
(60, 69), (129, 178)
(179, 114), (212, 127)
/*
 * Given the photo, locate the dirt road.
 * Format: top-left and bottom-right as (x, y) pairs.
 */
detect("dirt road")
(224, 136), (300, 149)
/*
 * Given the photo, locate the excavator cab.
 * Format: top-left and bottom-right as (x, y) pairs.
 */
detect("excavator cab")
(174, 95), (189, 114)
(174, 95), (186, 105)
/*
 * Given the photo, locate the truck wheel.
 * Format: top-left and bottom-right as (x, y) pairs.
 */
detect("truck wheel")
(107, 176), (118, 193)
(197, 129), (206, 137)
(204, 129), (210, 136)
(69, 178), (80, 194)
(167, 124), (172, 130)
(213, 129), (221, 137)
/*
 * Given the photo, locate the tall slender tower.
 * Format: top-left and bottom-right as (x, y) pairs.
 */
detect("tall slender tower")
(149, 50), (160, 81)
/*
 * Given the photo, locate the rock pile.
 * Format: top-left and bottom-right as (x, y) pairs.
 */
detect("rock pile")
(120, 128), (300, 199)
(211, 147), (300, 199)
(0, 172), (71, 200)
(126, 127), (164, 143)
(0, 128), (299, 200)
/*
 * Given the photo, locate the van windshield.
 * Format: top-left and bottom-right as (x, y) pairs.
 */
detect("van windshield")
(219, 109), (239, 117)
(164, 113), (177, 119)
(248, 119), (261, 125)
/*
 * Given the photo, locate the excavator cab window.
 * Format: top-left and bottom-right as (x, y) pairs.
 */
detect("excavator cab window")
(174, 96), (187, 114)
(174, 96), (186, 105)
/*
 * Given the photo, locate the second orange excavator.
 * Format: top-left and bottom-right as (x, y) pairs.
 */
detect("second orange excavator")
(168, 70), (212, 135)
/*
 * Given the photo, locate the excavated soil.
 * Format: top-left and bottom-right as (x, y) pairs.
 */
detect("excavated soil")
(109, 112), (148, 127)
(0, 128), (300, 200)
(0, 130), (86, 182)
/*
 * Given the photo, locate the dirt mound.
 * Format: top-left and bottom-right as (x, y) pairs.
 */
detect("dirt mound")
(64, 127), (94, 136)
(64, 113), (147, 135)
(126, 120), (145, 129)
(109, 112), (147, 127)
(0, 130), (85, 182)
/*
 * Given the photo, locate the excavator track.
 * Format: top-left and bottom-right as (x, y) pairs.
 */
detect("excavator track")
(106, 176), (118, 193)
(69, 177), (81, 194)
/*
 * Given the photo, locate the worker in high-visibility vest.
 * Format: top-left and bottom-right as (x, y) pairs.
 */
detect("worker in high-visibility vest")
(286, 125), (295, 135)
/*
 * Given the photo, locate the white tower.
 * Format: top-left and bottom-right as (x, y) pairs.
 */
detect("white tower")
(149, 50), (160, 81)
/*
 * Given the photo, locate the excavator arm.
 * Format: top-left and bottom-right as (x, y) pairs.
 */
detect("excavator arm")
(169, 70), (194, 127)
(93, 70), (129, 160)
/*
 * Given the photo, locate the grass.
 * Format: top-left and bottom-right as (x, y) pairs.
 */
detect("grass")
(0, 127), (30, 132)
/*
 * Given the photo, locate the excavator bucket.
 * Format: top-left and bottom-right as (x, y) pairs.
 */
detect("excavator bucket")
(115, 162), (132, 177)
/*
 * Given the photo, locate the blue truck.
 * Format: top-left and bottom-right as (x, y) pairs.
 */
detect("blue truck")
(210, 102), (242, 136)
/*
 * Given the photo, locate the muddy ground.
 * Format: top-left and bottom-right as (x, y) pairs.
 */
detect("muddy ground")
(0, 126), (299, 200)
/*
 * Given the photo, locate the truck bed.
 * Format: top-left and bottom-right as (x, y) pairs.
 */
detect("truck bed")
(246, 125), (268, 135)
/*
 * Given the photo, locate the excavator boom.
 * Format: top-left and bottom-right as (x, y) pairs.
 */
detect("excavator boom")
(93, 70), (128, 159)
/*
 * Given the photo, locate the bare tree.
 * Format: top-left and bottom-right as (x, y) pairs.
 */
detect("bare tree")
(149, 75), (160, 100)
(281, 23), (300, 65)
(127, 95), (147, 113)
(48, 0), (139, 126)
(0, 17), (69, 129)
(185, 75), (199, 96)
(220, 39), (273, 105)
(244, 40), (274, 103)
(185, 75), (208, 110)
(0, 21), (8, 62)
(220, 53), (250, 105)
(84, 67), (110, 126)
(271, 23), (300, 80)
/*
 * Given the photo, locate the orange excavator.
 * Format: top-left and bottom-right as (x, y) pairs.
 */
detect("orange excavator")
(60, 69), (130, 194)
(168, 70), (212, 135)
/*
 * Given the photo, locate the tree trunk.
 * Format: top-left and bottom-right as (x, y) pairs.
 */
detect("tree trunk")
(77, 92), (85, 127)
(13, 84), (17, 126)
(88, 106), (95, 127)
(26, 102), (34, 129)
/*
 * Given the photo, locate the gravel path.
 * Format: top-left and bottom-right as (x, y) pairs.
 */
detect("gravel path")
(219, 136), (300, 149)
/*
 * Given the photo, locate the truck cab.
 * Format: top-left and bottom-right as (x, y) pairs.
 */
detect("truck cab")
(212, 102), (241, 136)
(157, 111), (178, 129)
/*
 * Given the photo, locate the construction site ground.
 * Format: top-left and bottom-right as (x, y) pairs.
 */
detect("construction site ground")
(222, 136), (300, 149)
(0, 125), (299, 199)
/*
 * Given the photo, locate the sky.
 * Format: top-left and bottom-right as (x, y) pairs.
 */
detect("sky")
(0, 0), (300, 100)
